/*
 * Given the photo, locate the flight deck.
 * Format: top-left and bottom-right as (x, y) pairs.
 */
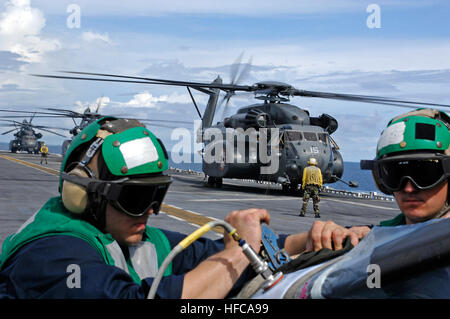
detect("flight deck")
(0, 150), (401, 252)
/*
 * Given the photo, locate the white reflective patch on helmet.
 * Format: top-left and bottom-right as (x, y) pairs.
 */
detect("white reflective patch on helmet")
(377, 121), (405, 152)
(120, 137), (158, 169)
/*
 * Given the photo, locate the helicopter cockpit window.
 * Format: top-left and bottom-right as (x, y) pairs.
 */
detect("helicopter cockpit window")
(303, 132), (318, 141)
(285, 131), (303, 141)
(317, 133), (328, 144)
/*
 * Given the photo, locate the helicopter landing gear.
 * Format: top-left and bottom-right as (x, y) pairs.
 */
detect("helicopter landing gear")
(282, 183), (301, 196)
(207, 176), (223, 188)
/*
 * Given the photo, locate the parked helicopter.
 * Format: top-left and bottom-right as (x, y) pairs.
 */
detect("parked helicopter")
(33, 67), (450, 193)
(0, 114), (67, 154)
(0, 103), (192, 156)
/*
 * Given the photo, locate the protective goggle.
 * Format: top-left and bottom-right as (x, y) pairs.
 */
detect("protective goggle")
(62, 172), (172, 217)
(361, 154), (450, 193)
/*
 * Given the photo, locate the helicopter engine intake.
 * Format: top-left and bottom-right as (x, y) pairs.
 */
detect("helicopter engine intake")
(224, 109), (271, 129)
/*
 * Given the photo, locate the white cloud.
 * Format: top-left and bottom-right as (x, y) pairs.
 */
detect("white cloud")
(73, 96), (111, 114)
(0, 0), (60, 63)
(118, 90), (198, 108)
(81, 31), (112, 44)
(123, 91), (163, 108)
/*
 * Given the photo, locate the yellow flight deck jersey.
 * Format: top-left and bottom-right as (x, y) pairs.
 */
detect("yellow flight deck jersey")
(40, 145), (48, 154)
(302, 166), (323, 189)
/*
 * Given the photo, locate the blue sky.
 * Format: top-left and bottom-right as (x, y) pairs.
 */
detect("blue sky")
(0, 0), (450, 162)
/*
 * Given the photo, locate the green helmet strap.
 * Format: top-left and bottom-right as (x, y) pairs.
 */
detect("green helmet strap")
(81, 137), (104, 167)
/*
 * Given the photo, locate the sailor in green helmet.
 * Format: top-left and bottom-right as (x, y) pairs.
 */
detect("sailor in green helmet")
(0, 116), (311, 299)
(297, 108), (450, 252)
(365, 108), (450, 224)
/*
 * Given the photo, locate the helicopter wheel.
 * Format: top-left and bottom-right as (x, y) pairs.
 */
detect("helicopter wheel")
(207, 176), (223, 188)
(215, 177), (223, 188)
(283, 183), (301, 196)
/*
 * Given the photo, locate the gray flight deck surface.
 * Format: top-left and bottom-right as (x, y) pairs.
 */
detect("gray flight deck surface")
(0, 150), (401, 253)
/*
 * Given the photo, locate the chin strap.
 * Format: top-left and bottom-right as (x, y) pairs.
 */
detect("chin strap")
(434, 201), (450, 220)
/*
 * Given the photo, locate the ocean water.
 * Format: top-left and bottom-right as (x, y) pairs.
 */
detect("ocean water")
(0, 142), (379, 193)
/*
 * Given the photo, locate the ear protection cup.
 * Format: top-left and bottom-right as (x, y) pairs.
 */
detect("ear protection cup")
(61, 167), (89, 214)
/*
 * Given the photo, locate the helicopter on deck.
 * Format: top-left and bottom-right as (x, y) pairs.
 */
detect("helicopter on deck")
(181, 75), (347, 192)
(0, 115), (67, 153)
(33, 66), (450, 193)
(0, 102), (192, 156)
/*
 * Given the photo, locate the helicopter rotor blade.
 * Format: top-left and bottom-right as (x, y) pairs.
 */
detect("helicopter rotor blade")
(235, 56), (253, 85)
(0, 115), (70, 119)
(1, 128), (18, 135)
(217, 54), (254, 121)
(0, 118), (68, 131)
(292, 89), (450, 109)
(41, 107), (85, 118)
(0, 108), (85, 118)
(229, 52), (244, 85)
(96, 96), (105, 113)
(33, 71), (450, 110)
(30, 112), (36, 124)
(0, 109), (62, 115)
(137, 118), (193, 125)
(33, 124), (69, 131)
(33, 126), (67, 137)
(32, 72), (254, 92)
(0, 119), (21, 125)
(143, 123), (190, 129)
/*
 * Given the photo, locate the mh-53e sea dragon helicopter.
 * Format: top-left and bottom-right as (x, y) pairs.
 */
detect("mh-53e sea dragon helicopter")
(0, 105), (104, 155)
(0, 113), (67, 153)
(0, 101), (192, 157)
(33, 66), (450, 194)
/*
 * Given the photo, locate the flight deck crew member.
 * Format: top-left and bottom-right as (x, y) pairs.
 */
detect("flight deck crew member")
(300, 157), (323, 218)
(0, 116), (310, 299)
(40, 143), (48, 164)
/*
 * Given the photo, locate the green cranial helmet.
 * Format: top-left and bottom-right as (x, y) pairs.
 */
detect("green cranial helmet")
(361, 108), (450, 195)
(60, 117), (171, 227)
(376, 108), (450, 159)
(61, 117), (169, 182)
